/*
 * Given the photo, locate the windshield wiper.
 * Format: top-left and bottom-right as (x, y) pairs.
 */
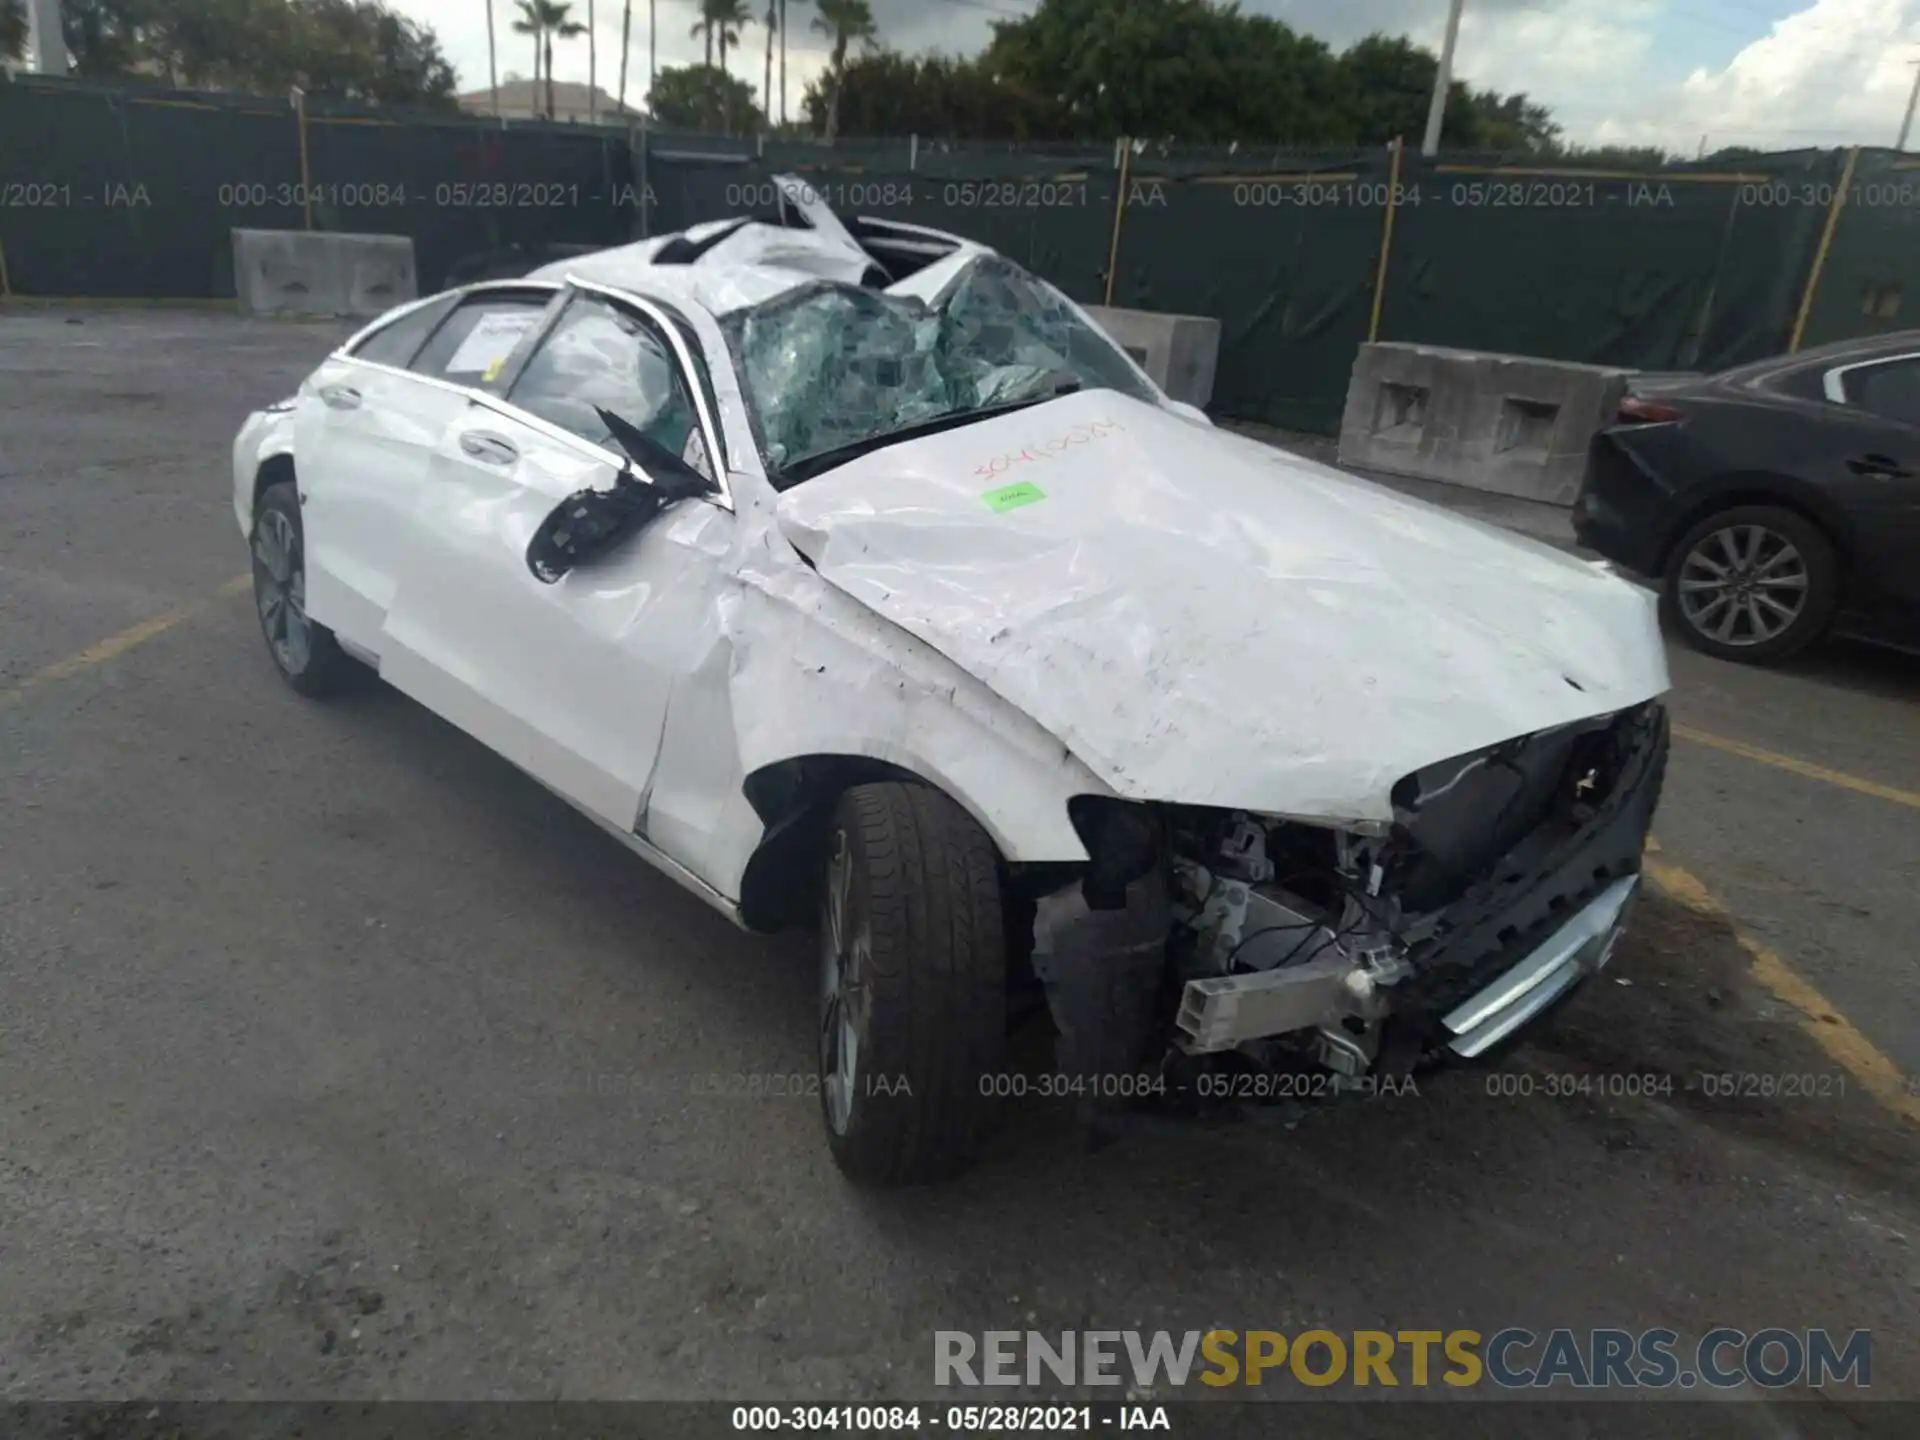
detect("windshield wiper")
(773, 385), (1092, 490)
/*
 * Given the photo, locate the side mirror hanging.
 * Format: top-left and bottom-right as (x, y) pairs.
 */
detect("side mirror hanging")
(524, 409), (715, 583)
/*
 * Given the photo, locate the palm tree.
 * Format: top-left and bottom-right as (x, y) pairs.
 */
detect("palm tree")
(716, 0), (750, 76)
(692, 0), (747, 73)
(533, 0), (587, 119)
(512, 0), (544, 111)
(811, 0), (875, 143)
(689, 1), (713, 68)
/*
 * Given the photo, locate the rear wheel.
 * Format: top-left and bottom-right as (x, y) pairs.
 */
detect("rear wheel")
(251, 480), (359, 697)
(1662, 504), (1838, 664)
(818, 783), (1007, 1186)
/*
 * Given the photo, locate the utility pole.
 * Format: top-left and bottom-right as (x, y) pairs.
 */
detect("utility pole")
(1421, 0), (1466, 158)
(26, 0), (69, 75)
(1898, 60), (1920, 150)
(486, 0), (501, 118)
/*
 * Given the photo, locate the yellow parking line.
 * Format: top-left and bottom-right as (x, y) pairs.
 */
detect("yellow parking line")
(1644, 850), (1920, 1126)
(0, 573), (251, 710)
(1673, 724), (1920, 810)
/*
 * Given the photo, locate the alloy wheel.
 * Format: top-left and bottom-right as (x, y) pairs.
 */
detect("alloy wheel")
(253, 508), (312, 674)
(820, 827), (870, 1136)
(1675, 523), (1810, 647)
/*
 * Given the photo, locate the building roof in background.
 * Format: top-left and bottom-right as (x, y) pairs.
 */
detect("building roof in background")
(456, 78), (638, 120)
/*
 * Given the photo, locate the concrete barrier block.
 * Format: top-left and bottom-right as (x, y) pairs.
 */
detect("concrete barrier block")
(1083, 305), (1222, 409)
(232, 229), (417, 318)
(1336, 343), (1635, 507)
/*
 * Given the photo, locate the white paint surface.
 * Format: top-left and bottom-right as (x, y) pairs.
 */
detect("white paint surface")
(236, 188), (1671, 918)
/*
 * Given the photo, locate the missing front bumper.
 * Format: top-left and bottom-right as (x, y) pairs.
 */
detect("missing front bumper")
(1170, 703), (1668, 1062)
(1439, 873), (1638, 1057)
(1168, 873), (1639, 1058)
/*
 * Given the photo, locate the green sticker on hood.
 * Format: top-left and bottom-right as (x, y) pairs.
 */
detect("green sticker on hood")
(982, 480), (1047, 513)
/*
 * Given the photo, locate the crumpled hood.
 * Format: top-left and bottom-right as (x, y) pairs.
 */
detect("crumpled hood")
(774, 391), (1669, 822)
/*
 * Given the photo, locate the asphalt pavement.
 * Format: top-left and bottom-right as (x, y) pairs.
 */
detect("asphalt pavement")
(2, 310), (1917, 1434)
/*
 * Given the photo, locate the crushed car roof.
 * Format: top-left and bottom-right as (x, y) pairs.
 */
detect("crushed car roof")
(524, 183), (989, 316)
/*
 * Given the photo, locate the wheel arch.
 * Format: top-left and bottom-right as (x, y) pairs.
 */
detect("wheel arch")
(1654, 473), (1853, 575)
(253, 452), (297, 515)
(735, 753), (1012, 934)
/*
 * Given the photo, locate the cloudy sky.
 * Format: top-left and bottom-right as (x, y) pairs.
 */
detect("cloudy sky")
(396, 0), (1920, 152)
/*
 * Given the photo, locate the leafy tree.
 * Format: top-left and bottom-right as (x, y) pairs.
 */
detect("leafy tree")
(1555, 143), (1676, 168)
(295, 0), (458, 106)
(1463, 85), (1560, 153)
(811, 0), (876, 142)
(57, 0), (454, 105)
(981, 0), (1353, 142)
(647, 60), (761, 132)
(802, 51), (1065, 140)
(62, 0), (162, 80)
(3, 0), (29, 62)
(1336, 33), (1499, 148)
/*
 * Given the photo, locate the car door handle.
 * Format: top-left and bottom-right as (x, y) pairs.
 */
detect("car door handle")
(1847, 453), (1912, 477)
(459, 431), (519, 465)
(319, 384), (361, 410)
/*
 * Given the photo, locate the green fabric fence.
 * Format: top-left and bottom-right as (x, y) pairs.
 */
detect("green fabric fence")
(9, 75), (1920, 435)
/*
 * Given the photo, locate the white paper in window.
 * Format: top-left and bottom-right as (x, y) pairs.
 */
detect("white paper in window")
(446, 309), (541, 375)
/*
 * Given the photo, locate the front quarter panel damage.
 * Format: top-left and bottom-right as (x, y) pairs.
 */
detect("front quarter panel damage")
(642, 509), (1109, 919)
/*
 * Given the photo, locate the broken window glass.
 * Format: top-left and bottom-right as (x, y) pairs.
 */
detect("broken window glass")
(722, 256), (1158, 482)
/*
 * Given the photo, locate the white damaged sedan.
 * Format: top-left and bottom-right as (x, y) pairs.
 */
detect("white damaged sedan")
(233, 181), (1670, 1185)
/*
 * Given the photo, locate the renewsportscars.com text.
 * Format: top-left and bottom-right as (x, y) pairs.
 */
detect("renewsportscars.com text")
(934, 1327), (1871, 1390)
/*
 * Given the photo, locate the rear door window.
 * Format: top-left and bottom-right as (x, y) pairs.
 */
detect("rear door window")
(349, 295), (457, 368)
(409, 289), (557, 387)
(1843, 357), (1920, 426)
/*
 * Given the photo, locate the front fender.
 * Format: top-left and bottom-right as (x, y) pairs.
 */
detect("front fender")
(724, 560), (1106, 866)
(231, 406), (299, 537)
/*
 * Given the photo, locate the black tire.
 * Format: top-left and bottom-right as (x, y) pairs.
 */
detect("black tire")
(1661, 503), (1839, 664)
(251, 480), (359, 697)
(817, 782), (1007, 1186)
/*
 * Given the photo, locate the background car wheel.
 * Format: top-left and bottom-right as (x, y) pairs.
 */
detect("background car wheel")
(251, 481), (359, 697)
(1661, 504), (1838, 664)
(818, 782), (1007, 1187)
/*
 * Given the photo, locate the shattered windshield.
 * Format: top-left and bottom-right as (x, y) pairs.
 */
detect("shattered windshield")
(720, 254), (1159, 486)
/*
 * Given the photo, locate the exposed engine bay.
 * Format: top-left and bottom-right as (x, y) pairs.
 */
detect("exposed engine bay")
(1028, 701), (1670, 1106)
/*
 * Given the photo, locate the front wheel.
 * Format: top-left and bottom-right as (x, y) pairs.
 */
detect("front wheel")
(1662, 504), (1839, 664)
(818, 782), (1007, 1186)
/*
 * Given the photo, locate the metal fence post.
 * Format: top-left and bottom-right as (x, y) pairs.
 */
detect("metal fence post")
(1367, 137), (1406, 344)
(1789, 145), (1860, 352)
(638, 115), (651, 239)
(292, 87), (313, 230)
(1103, 137), (1131, 307)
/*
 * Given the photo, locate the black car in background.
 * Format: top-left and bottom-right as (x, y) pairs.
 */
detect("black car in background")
(1576, 331), (1920, 664)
